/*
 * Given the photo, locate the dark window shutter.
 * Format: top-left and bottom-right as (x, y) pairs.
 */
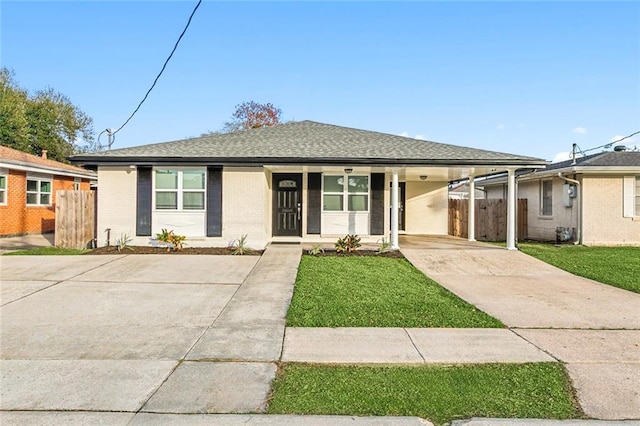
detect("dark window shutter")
(307, 173), (322, 234)
(207, 167), (223, 237)
(136, 167), (152, 236)
(370, 173), (385, 235)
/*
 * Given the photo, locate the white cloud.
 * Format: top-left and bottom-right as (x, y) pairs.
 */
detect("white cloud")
(398, 131), (410, 138)
(398, 131), (427, 140)
(415, 134), (425, 140)
(552, 152), (571, 163)
(572, 127), (587, 134)
(496, 123), (505, 130)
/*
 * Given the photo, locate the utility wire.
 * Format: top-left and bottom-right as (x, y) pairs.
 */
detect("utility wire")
(581, 130), (640, 154)
(112, 0), (202, 135)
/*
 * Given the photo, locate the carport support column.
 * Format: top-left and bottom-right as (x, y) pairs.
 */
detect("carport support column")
(506, 168), (517, 250)
(468, 176), (476, 242)
(391, 170), (400, 249)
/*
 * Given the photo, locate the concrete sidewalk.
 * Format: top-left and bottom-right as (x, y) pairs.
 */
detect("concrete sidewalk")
(399, 236), (640, 420)
(0, 233), (54, 254)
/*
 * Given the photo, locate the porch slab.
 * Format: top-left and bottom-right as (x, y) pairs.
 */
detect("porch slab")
(515, 329), (640, 363)
(141, 362), (276, 413)
(0, 359), (176, 411)
(187, 326), (285, 361)
(0, 411), (135, 425)
(131, 414), (432, 425)
(73, 255), (259, 284)
(0, 280), (57, 305)
(406, 329), (554, 363)
(0, 255), (123, 281)
(565, 363), (640, 420)
(282, 328), (423, 363)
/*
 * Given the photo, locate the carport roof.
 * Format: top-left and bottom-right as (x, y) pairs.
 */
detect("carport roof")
(70, 120), (546, 167)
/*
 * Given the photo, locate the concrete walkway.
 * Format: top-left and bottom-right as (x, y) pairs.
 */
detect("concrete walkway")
(0, 232), (54, 254)
(398, 235), (640, 420)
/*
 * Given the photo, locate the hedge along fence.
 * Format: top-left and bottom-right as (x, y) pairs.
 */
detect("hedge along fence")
(449, 198), (528, 241)
(55, 190), (95, 249)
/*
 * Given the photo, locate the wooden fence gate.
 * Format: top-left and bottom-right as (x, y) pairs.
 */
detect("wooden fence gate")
(55, 190), (95, 249)
(448, 199), (528, 241)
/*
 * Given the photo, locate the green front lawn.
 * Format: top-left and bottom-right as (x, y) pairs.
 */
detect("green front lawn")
(3, 247), (90, 256)
(268, 363), (581, 425)
(519, 243), (640, 294)
(287, 255), (503, 328)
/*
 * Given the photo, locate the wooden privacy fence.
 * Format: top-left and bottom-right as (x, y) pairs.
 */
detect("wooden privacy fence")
(449, 198), (528, 241)
(55, 190), (95, 249)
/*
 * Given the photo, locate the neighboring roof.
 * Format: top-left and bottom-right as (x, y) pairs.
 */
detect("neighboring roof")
(70, 120), (546, 167)
(481, 151), (640, 186)
(0, 145), (96, 179)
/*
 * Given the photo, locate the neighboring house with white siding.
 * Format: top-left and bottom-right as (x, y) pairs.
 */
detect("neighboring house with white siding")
(69, 121), (545, 248)
(483, 151), (640, 245)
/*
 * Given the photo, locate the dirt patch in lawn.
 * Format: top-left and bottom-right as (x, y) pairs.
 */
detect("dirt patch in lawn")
(86, 246), (263, 255)
(304, 249), (404, 259)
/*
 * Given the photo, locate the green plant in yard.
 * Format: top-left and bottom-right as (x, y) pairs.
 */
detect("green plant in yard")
(307, 244), (324, 256)
(155, 228), (186, 252)
(377, 237), (392, 253)
(268, 363), (581, 425)
(230, 234), (253, 255)
(114, 233), (134, 253)
(287, 255), (503, 328)
(335, 234), (361, 254)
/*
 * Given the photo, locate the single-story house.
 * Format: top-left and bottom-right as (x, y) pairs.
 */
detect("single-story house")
(0, 145), (97, 237)
(483, 151), (640, 245)
(69, 121), (546, 249)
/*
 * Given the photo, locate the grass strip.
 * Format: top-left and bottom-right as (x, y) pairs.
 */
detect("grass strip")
(519, 243), (640, 294)
(268, 363), (581, 425)
(287, 255), (503, 328)
(3, 247), (90, 255)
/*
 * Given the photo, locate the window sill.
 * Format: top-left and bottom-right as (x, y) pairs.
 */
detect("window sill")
(537, 215), (554, 220)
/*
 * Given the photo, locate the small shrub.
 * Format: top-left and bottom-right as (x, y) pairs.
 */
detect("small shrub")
(377, 237), (391, 254)
(155, 228), (186, 252)
(231, 234), (253, 255)
(307, 244), (325, 256)
(115, 233), (134, 253)
(335, 234), (361, 254)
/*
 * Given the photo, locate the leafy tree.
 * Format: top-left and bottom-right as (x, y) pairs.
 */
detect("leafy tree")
(0, 67), (97, 162)
(222, 101), (283, 133)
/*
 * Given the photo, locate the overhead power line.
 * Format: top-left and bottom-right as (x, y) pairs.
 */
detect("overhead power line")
(579, 130), (640, 155)
(112, 0), (202, 136)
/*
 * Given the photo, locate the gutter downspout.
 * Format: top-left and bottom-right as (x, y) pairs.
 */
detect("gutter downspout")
(557, 173), (582, 245)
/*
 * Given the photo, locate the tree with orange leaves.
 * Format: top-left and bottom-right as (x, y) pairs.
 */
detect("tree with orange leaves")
(222, 101), (283, 133)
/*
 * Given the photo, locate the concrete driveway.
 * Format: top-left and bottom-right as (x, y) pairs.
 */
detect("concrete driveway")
(0, 247), (300, 417)
(401, 235), (640, 420)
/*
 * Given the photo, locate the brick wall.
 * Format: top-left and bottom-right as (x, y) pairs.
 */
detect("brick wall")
(0, 169), (91, 236)
(582, 175), (640, 245)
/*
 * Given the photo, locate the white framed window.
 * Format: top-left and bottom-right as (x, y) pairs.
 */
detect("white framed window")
(624, 176), (640, 217)
(540, 180), (553, 216)
(323, 174), (369, 212)
(26, 176), (52, 206)
(0, 173), (7, 205)
(154, 168), (205, 211)
(73, 178), (81, 190)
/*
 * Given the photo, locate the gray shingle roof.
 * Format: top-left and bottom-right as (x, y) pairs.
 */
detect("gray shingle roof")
(70, 120), (545, 166)
(544, 151), (640, 170)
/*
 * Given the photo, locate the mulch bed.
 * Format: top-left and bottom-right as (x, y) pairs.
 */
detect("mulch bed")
(304, 249), (405, 258)
(85, 246), (263, 255)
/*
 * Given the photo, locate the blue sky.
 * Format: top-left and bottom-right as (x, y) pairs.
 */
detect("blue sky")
(2, 1), (639, 161)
